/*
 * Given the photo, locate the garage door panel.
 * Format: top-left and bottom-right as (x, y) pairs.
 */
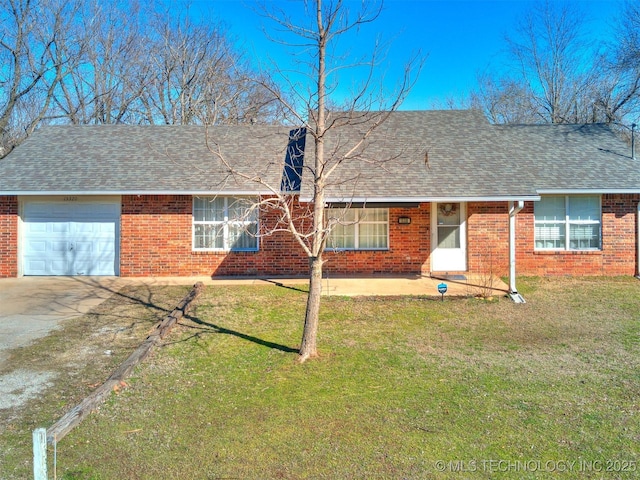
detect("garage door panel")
(24, 221), (71, 234)
(99, 222), (116, 234)
(25, 240), (47, 254)
(74, 223), (93, 234)
(25, 222), (48, 234)
(50, 259), (72, 275)
(52, 241), (72, 252)
(22, 200), (119, 276)
(75, 259), (113, 276)
(74, 241), (93, 253)
(24, 258), (72, 276)
(25, 259), (47, 275)
(53, 222), (71, 233)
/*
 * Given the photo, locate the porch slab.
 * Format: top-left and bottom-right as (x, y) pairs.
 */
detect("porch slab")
(316, 275), (509, 297)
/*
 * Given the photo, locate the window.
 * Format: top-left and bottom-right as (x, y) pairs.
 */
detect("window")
(327, 208), (389, 250)
(534, 195), (601, 250)
(193, 197), (258, 251)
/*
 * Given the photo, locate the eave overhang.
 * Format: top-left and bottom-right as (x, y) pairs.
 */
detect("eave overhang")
(537, 189), (640, 195)
(0, 190), (273, 196)
(306, 195), (542, 204)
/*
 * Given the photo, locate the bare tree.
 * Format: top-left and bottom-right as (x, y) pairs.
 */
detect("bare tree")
(52, 0), (153, 125)
(508, 0), (596, 123)
(469, 74), (539, 124)
(597, 0), (640, 124)
(616, 0), (640, 71)
(470, 0), (640, 126)
(3, 0), (282, 151)
(207, 0), (421, 362)
(139, 5), (280, 125)
(0, 0), (79, 156)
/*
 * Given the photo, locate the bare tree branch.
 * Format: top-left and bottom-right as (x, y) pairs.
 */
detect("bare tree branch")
(209, 0), (423, 363)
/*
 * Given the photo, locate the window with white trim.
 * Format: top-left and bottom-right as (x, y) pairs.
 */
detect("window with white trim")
(327, 208), (389, 250)
(534, 195), (601, 250)
(193, 197), (258, 251)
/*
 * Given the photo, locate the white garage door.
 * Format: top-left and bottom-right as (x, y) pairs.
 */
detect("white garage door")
(22, 199), (120, 276)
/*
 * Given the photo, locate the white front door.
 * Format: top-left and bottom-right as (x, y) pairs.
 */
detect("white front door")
(431, 202), (467, 272)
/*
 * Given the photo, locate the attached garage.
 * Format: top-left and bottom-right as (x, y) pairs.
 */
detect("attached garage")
(21, 197), (120, 276)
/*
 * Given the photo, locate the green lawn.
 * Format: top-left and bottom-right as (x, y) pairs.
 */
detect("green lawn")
(3, 277), (640, 479)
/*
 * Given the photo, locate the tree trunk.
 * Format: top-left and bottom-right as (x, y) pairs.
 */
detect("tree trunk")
(298, 255), (323, 362)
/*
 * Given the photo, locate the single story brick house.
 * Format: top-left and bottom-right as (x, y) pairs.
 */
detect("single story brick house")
(1, 110), (639, 294)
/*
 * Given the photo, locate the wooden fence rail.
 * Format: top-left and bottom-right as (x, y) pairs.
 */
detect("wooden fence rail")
(34, 281), (205, 479)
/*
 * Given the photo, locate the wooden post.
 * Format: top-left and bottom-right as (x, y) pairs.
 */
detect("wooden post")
(46, 282), (204, 445)
(33, 428), (47, 480)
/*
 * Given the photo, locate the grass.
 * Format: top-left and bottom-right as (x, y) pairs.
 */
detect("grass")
(2, 277), (640, 479)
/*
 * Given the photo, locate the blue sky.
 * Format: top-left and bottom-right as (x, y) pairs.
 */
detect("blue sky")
(198, 0), (624, 110)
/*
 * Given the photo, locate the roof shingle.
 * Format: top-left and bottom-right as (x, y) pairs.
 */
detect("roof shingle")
(1, 111), (636, 198)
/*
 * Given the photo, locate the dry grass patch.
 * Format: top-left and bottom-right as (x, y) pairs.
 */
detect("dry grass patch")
(2, 278), (640, 479)
(0, 284), (192, 478)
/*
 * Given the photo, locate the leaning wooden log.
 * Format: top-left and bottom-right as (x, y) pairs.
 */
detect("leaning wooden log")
(46, 281), (204, 445)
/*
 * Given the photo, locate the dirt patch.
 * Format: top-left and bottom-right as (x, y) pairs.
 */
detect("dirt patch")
(0, 370), (57, 411)
(0, 285), (188, 429)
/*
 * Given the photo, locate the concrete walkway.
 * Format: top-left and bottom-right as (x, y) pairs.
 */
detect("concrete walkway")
(117, 274), (510, 298)
(319, 274), (509, 297)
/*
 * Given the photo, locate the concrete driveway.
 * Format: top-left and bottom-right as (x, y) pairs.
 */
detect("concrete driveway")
(0, 276), (125, 367)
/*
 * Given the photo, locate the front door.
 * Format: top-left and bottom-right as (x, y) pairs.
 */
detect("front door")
(431, 202), (467, 272)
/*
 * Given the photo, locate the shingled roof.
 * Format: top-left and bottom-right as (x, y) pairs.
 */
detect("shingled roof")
(299, 110), (640, 202)
(495, 123), (640, 193)
(0, 110), (637, 199)
(301, 110), (536, 201)
(0, 124), (293, 194)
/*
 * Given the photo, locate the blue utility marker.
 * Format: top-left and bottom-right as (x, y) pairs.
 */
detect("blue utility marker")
(437, 282), (447, 301)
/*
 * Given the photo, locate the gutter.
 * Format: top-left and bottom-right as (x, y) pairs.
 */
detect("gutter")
(0, 190), (275, 196)
(309, 195), (541, 204)
(536, 189), (640, 195)
(509, 200), (526, 303)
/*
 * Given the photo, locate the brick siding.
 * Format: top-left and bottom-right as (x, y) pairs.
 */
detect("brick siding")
(323, 204), (431, 276)
(467, 202), (510, 277)
(120, 195), (309, 277)
(2, 195), (639, 278)
(0, 196), (18, 278)
(516, 195), (640, 276)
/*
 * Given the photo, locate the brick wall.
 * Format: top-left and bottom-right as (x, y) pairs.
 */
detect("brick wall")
(516, 195), (640, 276)
(120, 196), (435, 277)
(0, 196), (18, 278)
(2, 195), (638, 278)
(120, 195), (309, 277)
(119, 195), (639, 278)
(323, 204), (431, 276)
(467, 202), (510, 276)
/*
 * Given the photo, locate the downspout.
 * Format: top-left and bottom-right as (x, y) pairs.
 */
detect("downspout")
(509, 201), (525, 303)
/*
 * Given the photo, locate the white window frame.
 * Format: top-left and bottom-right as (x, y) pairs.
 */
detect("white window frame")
(326, 207), (389, 251)
(193, 196), (259, 252)
(534, 195), (602, 251)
